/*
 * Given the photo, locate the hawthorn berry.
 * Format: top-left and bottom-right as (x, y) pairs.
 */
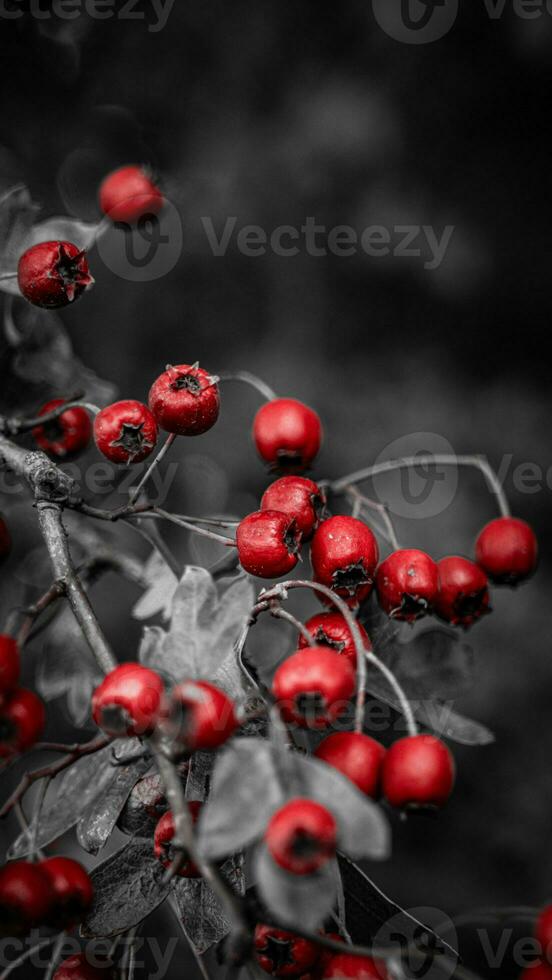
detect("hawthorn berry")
(0, 635), (20, 697)
(0, 861), (54, 937)
(475, 516), (538, 586)
(265, 798), (337, 875)
(40, 857), (93, 928)
(382, 735), (455, 811)
(315, 732), (386, 799)
(99, 164), (163, 224)
(322, 953), (389, 979)
(0, 688), (46, 757)
(0, 514), (11, 561)
(254, 924), (321, 977)
(153, 804), (202, 877)
(536, 905), (552, 965)
(32, 398), (92, 459)
(165, 680), (238, 752)
(375, 549), (439, 622)
(310, 516), (379, 608)
(297, 612), (371, 668)
(253, 398), (322, 472)
(53, 954), (115, 980)
(94, 400), (158, 465)
(148, 363), (220, 436)
(91, 663), (165, 737)
(261, 476), (326, 541)
(436, 556), (490, 628)
(237, 510), (302, 578)
(17, 241), (94, 309)
(272, 647), (355, 729)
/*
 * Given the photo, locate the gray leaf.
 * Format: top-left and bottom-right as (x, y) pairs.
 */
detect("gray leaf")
(81, 839), (170, 938)
(391, 628), (475, 701)
(132, 551), (178, 623)
(255, 845), (338, 930)
(77, 753), (151, 854)
(0, 185), (39, 288)
(172, 854), (245, 954)
(23, 215), (99, 253)
(117, 772), (168, 839)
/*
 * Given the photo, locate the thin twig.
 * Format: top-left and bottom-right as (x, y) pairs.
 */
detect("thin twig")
(269, 603), (316, 647)
(43, 932), (67, 980)
(133, 508), (237, 546)
(128, 431), (177, 507)
(365, 651), (417, 738)
(217, 371), (277, 402)
(345, 486), (400, 550)
(0, 938), (59, 980)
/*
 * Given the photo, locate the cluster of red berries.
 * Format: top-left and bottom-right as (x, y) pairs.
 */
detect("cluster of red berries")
(0, 634), (46, 758)
(254, 925), (388, 980)
(518, 904), (552, 980)
(0, 856), (93, 938)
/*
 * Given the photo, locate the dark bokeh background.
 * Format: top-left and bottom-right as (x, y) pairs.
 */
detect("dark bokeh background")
(1, 3), (551, 977)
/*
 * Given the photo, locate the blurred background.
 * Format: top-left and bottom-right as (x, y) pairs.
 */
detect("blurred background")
(0, 2), (551, 977)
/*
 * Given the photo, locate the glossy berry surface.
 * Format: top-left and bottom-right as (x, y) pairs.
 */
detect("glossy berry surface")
(536, 905), (552, 965)
(265, 798), (337, 875)
(261, 476), (325, 540)
(92, 663), (165, 737)
(436, 556), (490, 628)
(376, 549), (439, 622)
(382, 735), (455, 810)
(153, 805), (202, 877)
(272, 647), (355, 729)
(0, 635), (20, 696)
(0, 515), (12, 560)
(40, 857), (93, 928)
(322, 953), (389, 979)
(315, 732), (386, 799)
(166, 680), (238, 751)
(254, 924), (321, 977)
(298, 612), (371, 668)
(311, 516), (379, 608)
(53, 954), (115, 980)
(253, 398), (322, 471)
(148, 364), (220, 436)
(32, 398), (92, 459)
(99, 165), (163, 224)
(94, 400), (158, 465)
(475, 516), (538, 586)
(0, 861), (54, 937)
(0, 687), (46, 757)
(17, 240), (94, 309)
(237, 510), (302, 578)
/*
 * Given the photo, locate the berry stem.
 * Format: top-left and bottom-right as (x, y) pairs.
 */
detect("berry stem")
(127, 431), (177, 507)
(0, 394), (100, 436)
(365, 651), (418, 738)
(269, 602), (317, 646)
(134, 507), (237, 546)
(0, 937), (60, 980)
(218, 370), (278, 402)
(344, 485), (400, 549)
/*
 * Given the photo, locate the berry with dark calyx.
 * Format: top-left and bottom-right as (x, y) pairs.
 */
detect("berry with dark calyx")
(536, 905), (552, 965)
(165, 680), (238, 752)
(315, 732), (386, 799)
(382, 735), (455, 811)
(99, 164), (163, 224)
(94, 400), (158, 465)
(91, 663), (165, 737)
(0, 688), (46, 757)
(254, 924), (321, 977)
(272, 647), (355, 730)
(237, 510), (302, 578)
(436, 556), (490, 628)
(0, 514), (11, 561)
(265, 798), (337, 875)
(322, 953), (390, 979)
(32, 398), (92, 459)
(17, 241), (94, 309)
(253, 398), (322, 472)
(148, 363), (220, 436)
(40, 857), (93, 928)
(375, 549), (438, 622)
(0, 635), (20, 696)
(261, 476), (326, 541)
(297, 612), (371, 668)
(475, 516), (538, 586)
(153, 805), (202, 877)
(53, 954), (116, 980)
(311, 516), (379, 608)
(0, 861), (54, 937)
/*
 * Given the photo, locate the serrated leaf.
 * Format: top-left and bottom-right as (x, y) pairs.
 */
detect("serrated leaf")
(81, 839), (171, 938)
(132, 550), (178, 622)
(77, 753), (151, 854)
(389, 628), (475, 701)
(255, 845), (338, 930)
(23, 215), (99, 252)
(172, 854), (245, 954)
(0, 185), (39, 289)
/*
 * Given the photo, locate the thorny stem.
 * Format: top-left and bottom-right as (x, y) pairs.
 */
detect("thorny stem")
(365, 651), (417, 738)
(218, 371), (277, 402)
(127, 431), (177, 507)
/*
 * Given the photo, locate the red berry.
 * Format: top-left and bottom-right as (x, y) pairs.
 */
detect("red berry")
(53, 954), (115, 980)
(0, 688), (46, 757)
(17, 241), (94, 309)
(261, 477), (326, 541)
(519, 966), (552, 980)
(92, 663), (165, 737)
(298, 612), (371, 668)
(99, 165), (163, 224)
(0, 514), (11, 561)
(253, 398), (322, 472)
(375, 549), (438, 622)
(265, 798), (337, 875)
(322, 953), (390, 979)
(165, 680), (238, 751)
(0, 861), (54, 937)
(0, 635), (20, 696)
(254, 924), (321, 977)
(475, 516), (538, 586)
(272, 647), (355, 729)
(32, 398), (92, 459)
(148, 364), (220, 436)
(536, 906), (552, 965)
(315, 733), (386, 799)
(237, 510), (302, 578)
(40, 856), (93, 928)
(382, 735), (455, 811)
(94, 400), (158, 465)
(311, 517), (379, 608)
(435, 556), (490, 628)
(153, 805), (202, 877)
(316, 934), (346, 974)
